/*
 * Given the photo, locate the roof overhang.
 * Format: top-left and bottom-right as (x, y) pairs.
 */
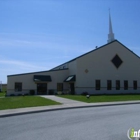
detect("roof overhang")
(33, 75), (51, 82)
(64, 75), (76, 82)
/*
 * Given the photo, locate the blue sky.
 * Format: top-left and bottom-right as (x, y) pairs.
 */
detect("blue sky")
(0, 0), (140, 83)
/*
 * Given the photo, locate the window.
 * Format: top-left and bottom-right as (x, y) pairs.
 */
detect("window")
(107, 80), (112, 90)
(133, 81), (137, 90)
(15, 82), (22, 91)
(95, 80), (100, 90)
(116, 80), (120, 90)
(57, 83), (63, 91)
(124, 80), (128, 90)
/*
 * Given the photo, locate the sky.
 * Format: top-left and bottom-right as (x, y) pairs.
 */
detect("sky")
(0, 0), (140, 83)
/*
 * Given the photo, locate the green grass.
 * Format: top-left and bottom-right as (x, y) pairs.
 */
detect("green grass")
(0, 92), (6, 97)
(0, 96), (61, 110)
(58, 95), (140, 103)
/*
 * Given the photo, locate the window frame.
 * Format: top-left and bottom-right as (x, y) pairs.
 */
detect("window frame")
(124, 80), (128, 90)
(15, 82), (22, 92)
(95, 80), (100, 90)
(57, 83), (63, 91)
(107, 80), (112, 90)
(133, 80), (137, 90)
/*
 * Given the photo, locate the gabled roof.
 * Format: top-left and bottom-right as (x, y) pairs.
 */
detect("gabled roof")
(8, 68), (68, 77)
(8, 40), (140, 77)
(51, 40), (140, 69)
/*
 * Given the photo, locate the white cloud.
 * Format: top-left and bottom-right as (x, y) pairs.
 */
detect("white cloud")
(0, 37), (93, 53)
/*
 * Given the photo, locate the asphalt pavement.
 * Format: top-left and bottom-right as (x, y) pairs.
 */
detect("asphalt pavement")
(0, 104), (140, 140)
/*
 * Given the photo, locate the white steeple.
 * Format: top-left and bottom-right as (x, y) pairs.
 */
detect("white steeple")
(107, 9), (115, 43)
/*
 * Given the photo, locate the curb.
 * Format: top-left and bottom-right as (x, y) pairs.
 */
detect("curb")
(0, 101), (140, 118)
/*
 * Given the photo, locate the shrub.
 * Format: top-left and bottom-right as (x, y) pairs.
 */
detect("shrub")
(48, 90), (54, 95)
(30, 90), (35, 95)
(10, 94), (15, 96)
(81, 92), (89, 96)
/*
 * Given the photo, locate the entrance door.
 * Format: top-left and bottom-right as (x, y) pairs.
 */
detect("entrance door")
(70, 83), (75, 94)
(37, 83), (47, 95)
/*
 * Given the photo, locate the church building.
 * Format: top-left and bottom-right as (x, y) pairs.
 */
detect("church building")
(7, 13), (140, 95)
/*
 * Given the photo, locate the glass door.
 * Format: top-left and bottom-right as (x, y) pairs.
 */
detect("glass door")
(37, 83), (47, 95)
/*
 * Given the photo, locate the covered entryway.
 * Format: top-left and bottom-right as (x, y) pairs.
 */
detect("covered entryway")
(33, 75), (51, 95)
(37, 83), (47, 95)
(64, 75), (76, 94)
(70, 83), (75, 94)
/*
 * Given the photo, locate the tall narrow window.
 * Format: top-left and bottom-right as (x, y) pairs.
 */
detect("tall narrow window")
(133, 81), (137, 90)
(15, 82), (22, 91)
(57, 83), (63, 91)
(124, 80), (128, 90)
(95, 80), (100, 90)
(107, 80), (112, 90)
(116, 80), (120, 90)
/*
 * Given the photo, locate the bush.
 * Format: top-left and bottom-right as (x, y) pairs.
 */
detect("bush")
(10, 94), (15, 96)
(57, 91), (63, 95)
(24, 93), (29, 96)
(71, 92), (75, 95)
(48, 90), (54, 95)
(81, 92), (89, 96)
(30, 90), (35, 95)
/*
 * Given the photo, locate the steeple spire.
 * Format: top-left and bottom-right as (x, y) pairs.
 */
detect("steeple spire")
(107, 9), (115, 43)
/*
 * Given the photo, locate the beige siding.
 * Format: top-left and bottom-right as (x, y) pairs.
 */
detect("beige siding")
(7, 70), (69, 95)
(7, 41), (140, 95)
(76, 41), (140, 94)
(68, 61), (77, 75)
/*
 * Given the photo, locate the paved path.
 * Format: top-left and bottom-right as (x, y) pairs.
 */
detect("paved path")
(0, 98), (140, 117)
(40, 95), (88, 105)
(0, 97), (5, 98)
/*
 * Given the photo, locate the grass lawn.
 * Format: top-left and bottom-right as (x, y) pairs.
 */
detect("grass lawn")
(0, 92), (5, 97)
(0, 96), (61, 110)
(58, 95), (140, 103)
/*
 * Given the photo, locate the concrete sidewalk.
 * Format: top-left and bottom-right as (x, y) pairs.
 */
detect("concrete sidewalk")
(40, 95), (88, 105)
(0, 96), (140, 118)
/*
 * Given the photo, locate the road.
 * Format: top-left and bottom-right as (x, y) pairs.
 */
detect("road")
(0, 104), (140, 140)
